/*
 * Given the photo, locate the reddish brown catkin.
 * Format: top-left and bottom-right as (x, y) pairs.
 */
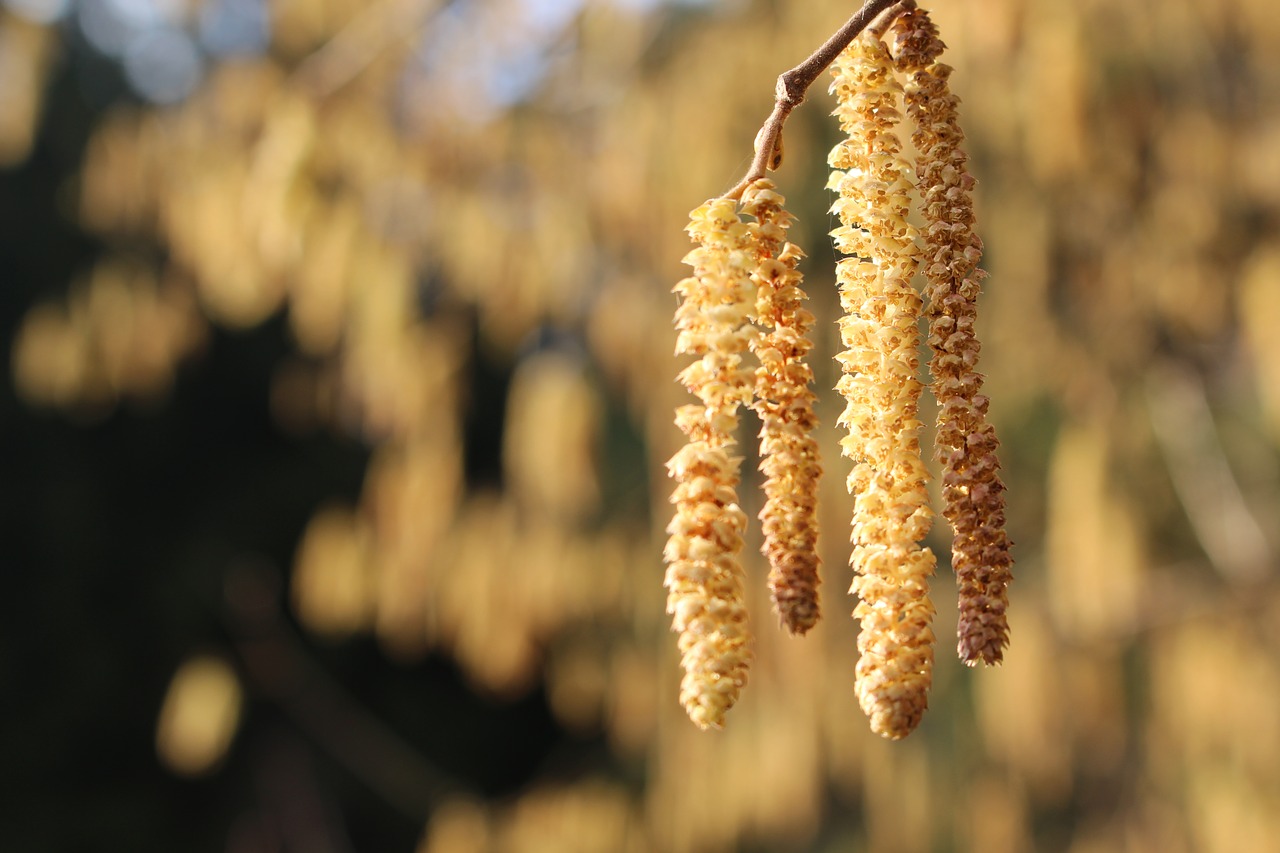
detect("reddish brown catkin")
(741, 179), (823, 636)
(664, 198), (757, 729)
(892, 7), (1013, 666)
(829, 31), (937, 739)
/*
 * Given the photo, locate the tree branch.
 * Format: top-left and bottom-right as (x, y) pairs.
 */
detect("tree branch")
(723, 0), (906, 200)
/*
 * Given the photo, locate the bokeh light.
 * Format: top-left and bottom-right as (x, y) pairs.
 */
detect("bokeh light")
(122, 26), (203, 103)
(197, 0), (268, 57)
(2, 0), (70, 24)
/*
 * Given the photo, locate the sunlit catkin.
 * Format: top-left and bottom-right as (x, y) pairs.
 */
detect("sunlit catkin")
(664, 197), (757, 729)
(828, 30), (936, 739)
(893, 7), (1013, 666)
(741, 179), (822, 636)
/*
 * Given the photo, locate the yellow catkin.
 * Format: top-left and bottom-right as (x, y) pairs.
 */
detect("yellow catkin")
(741, 179), (823, 636)
(664, 197), (758, 729)
(892, 7), (1013, 666)
(828, 31), (936, 739)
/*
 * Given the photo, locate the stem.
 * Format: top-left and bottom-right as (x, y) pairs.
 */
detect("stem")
(723, 0), (905, 200)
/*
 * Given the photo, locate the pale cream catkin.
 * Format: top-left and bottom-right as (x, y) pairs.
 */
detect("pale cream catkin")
(664, 197), (758, 730)
(828, 30), (937, 739)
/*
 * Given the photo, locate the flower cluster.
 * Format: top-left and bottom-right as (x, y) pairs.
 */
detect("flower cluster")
(666, 3), (1011, 739)
(892, 6), (1013, 666)
(665, 182), (824, 728)
(828, 30), (937, 740)
(665, 197), (760, 730)
(742, 181), (823, 637)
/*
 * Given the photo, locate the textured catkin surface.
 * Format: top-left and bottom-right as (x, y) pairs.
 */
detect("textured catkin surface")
(741, 180), (823, 636)
(828, 31), (937, 740)
(893, 7), (1013, 666)
(664, 198), (757, 730)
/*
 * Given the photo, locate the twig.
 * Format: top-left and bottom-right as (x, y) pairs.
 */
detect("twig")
(723, 0), (906, 200)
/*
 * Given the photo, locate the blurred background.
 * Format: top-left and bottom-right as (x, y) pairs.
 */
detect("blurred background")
(2, 0), (1279, 850)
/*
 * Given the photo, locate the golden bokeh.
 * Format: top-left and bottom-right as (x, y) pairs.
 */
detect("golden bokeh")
(155, 655), (244, 777)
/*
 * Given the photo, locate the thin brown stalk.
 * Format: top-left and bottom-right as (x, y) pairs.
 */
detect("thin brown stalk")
(724, 0), (905, 200)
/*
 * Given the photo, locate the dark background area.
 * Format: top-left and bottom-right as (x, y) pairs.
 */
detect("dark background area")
(0, 52), (584, 853)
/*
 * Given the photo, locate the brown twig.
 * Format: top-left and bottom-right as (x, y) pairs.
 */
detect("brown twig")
(723, 0), (906, 200)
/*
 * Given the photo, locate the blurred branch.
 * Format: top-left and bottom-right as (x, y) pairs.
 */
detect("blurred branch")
(724, 0), (906, 200)
(224, 561), (465, 821)
(293, 0), (445, 98)
(1145, 364), (1274, 585)
(246, 735), (356, 853)
(1101, 562), (1278, 643)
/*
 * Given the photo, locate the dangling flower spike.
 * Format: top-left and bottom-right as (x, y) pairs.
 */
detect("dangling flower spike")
(741, 179), (824, 636)
(892, 5), (1013, 666)
(665, 0), (1011, 738)
(827, 29), (937, 740)
(664, 197), (758, 730)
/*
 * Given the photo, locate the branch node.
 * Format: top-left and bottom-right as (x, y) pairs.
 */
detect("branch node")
(776, 72), (807, 109)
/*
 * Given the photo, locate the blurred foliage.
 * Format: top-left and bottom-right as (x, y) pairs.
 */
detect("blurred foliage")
(3, 0), (1280, 851)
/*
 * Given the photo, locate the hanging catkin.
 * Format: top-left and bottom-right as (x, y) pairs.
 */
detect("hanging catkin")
(662, 0), (1014, 737)
(664, 197), (758, 729)
(742, 179), (823, 636)
(892, 7), (1013, 666)
(828, 30), (937, 739)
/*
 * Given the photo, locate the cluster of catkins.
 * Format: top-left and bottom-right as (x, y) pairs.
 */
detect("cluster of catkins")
(665, 7), (1012, 740)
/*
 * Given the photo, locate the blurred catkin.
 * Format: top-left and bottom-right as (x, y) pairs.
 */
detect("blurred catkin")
(828, 31), (936, 739)
(664, 198), (758, 730)
(892, 7), (1013, 666)
(741, 179), (823, 636)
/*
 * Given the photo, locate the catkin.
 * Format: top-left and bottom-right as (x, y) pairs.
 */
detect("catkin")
(664, 197), (758, 729)
(741, 179), (823, 636)
(892, 7), (1013, 666)
(828, 30), (937, 739)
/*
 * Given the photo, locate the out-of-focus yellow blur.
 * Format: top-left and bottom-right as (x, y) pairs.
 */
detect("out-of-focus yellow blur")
(155, 655), (244, 777)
